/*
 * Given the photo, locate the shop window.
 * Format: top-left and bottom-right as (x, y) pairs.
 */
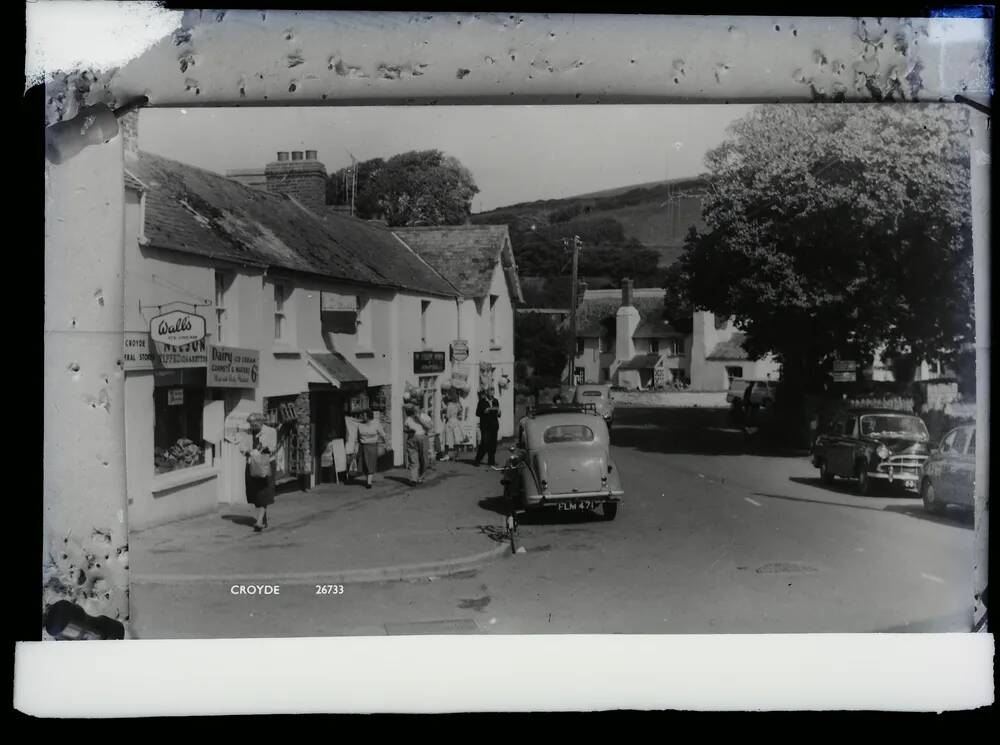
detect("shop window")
(273, 282), (288, 342)
(420, 300), (431, 346)
(670, 368), (687, 383)
(490, 294), (499, 346)
(153, 369), (207, 475)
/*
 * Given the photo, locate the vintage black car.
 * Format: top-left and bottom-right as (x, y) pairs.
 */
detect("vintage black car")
(811, 408), (931, 495)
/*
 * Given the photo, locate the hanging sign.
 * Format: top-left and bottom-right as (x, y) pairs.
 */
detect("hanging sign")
(150, 310), (206, 348)
(451, 340), (469, 363)
(414, 351), (446, 374)
(167, 389), (184, 406)
(207, 345), (260, 388)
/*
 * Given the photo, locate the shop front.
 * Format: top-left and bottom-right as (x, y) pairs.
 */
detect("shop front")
(408, 350), (448, 453)
(124, 308), (223, 530)
(305, 350), (372, 486)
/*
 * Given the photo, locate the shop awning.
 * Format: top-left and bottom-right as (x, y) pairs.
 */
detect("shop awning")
(305, 351), (368, 390)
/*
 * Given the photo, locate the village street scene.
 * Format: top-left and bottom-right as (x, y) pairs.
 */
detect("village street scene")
(85, 103), (978, 639)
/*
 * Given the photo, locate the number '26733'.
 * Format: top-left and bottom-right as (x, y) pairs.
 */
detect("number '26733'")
(315, 584), (344, 595)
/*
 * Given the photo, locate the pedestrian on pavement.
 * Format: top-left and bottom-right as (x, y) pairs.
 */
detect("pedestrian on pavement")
(403, 404), (427, 486)
(355, 411), (388, 489)
(442, 391), (467, 461)
(474, 389), (501, 467)
(418, 409), (436, 473)
(240, 413), (277, 532)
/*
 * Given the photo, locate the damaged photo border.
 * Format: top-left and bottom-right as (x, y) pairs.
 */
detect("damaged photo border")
(18, 6), (994, 715)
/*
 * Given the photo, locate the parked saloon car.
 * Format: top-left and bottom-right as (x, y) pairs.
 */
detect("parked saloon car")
(505, 404), (624, 520)
(920, 424), (976, 514)
(811, 408), (931, 495)
(573, 383), (615, 429)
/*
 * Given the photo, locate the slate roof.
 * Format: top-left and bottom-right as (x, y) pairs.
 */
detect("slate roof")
(130, 151), (458, 297)
(618, 354), (663, 371)
(392, 225), (524, 303)
(706, 332), (751, 361)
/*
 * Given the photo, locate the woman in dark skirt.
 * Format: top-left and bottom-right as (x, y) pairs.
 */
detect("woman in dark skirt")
(355, 410), (388, 489)
(241, 413), (278, 532)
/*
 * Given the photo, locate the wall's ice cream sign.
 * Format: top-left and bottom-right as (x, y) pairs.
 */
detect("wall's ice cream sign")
(207, 345), (260, 388)
(150, 310), (206, 347)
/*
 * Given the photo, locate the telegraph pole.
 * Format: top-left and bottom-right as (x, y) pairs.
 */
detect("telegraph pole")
(565, 234), (582, 387)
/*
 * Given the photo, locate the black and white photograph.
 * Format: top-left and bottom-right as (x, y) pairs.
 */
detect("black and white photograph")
(23, 6), (993, 715)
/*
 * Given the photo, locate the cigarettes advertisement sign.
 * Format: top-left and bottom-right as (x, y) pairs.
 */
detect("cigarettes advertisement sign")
(207, 345), (260, 388)
(124, 332), (208, 370)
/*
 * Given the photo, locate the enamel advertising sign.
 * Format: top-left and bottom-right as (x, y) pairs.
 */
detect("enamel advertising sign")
(150, 310), (207, 347)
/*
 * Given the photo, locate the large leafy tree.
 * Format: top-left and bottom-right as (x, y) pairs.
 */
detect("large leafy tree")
(328, 150), (479, 226)
(514, 312), (570, 386)
(666, 104), (973, 394)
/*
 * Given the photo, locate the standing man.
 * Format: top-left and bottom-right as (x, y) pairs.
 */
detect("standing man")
(474, 388), (501, 467)
(403, 404), (427, 486)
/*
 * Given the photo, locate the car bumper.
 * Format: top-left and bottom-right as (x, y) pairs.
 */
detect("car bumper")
(868, 470), (921, 490)
(526, 490), (624, 507)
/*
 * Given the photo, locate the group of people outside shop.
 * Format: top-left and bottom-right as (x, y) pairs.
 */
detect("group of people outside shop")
(237, 387), (503, 531)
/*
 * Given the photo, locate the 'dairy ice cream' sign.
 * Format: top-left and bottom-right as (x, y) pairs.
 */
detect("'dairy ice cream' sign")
(207, 345), (260, 388)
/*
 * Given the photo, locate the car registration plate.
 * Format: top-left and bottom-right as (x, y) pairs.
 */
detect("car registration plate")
(557, 500), (595, 511)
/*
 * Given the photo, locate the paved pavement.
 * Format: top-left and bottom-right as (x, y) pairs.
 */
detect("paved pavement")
(130, 451), (514, 585)
(130, 408), (975, 638)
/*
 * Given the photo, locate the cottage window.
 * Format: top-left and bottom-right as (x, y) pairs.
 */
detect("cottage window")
(671, 368), (687, 383)
(576, 337), (585, 356)
(649, 339), (660, 354)
(153, 369), (207, 475)
(489, 294), (500, 347)
(274, 283), (287, 342)
(420, 300), (431, 345)
(214, 271), (232, 344)
(356, 296), (371, 348)
(725, 365), (744, 383)
(667, 338), (683, 356)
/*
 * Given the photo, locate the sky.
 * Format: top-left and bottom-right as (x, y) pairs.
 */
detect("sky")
(139, 105), (753, 212)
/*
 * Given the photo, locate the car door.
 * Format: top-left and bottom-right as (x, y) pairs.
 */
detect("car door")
(933, 428), (961, 503)
(951, 426), (976, 508)
(827, 416), (855, 476)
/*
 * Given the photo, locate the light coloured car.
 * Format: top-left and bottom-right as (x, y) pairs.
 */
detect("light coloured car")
(503, 405), (624, 520)
(573, 384), (614, 429)
(920, 424), (976, 514)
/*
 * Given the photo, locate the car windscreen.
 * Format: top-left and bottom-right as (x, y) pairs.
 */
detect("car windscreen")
(859, 415), (929, 439)
(543, 424), (596, 443)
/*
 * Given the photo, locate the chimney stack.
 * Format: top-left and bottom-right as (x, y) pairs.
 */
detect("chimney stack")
(120, 109), (139, 162)
(621, 278), (634, 308)
(265, 147), (327, 214)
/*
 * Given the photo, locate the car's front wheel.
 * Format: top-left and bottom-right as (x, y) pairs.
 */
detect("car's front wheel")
(819, 459), (834, 484)
(602, 502), (618, 521)
(922, 478), (944, 514)
(856, 461), (872, 496)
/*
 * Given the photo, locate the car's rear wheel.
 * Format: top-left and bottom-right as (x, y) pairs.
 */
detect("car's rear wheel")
(922, 478), (944, 514)
(819, 459), (834, 484)
(856, 461), (872, 495)
(602, 502), (618, 521)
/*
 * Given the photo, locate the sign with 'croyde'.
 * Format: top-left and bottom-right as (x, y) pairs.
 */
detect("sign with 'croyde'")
(207, 345), (260, 388)
(150, 310), (206, 347)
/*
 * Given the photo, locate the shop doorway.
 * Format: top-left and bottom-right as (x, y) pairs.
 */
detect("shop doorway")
(312, 387), (346, 484)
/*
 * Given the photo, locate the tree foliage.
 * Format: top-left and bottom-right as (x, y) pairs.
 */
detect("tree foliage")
(514, 312), (570, 384)
(327, 150), (479, 226)
(666, 104), (973, 392)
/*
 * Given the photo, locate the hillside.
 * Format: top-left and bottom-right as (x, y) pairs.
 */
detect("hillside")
(472, 175), (709, 279)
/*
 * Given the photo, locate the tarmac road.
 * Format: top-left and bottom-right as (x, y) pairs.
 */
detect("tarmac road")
(131, 407), (974, 637)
